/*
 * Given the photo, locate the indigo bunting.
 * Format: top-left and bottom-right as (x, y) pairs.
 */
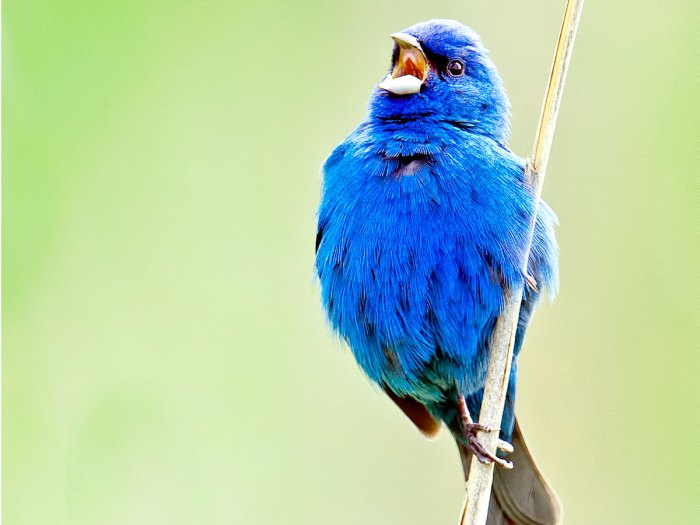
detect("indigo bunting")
(316, 20), (560, 524)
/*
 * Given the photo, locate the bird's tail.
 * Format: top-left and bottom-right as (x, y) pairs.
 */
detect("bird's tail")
(457, 418), (562, 525)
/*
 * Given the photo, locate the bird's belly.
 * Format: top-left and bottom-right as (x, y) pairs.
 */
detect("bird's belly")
(318, 210), (503, 401)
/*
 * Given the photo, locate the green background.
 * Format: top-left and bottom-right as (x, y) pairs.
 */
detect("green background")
(4, 1), (698, 523)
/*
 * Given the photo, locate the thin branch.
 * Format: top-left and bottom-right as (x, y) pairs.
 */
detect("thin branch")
(460, 1), (585, 524)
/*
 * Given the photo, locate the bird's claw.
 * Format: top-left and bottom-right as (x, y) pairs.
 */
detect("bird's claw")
(525, 158), (538, 180)
(525, 273), (538, 292)
(463, 422), (514, 469)
(461, 413), (514, 469)
(497, 438), (514, 454)
(458, 396), (513, 469)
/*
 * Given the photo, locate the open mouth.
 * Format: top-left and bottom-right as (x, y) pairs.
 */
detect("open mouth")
(378, 33), (429, 95)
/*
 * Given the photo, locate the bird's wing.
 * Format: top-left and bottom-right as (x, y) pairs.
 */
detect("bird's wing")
(383, 387), (442, 438)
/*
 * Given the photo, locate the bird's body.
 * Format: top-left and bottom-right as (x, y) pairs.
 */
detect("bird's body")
(317, 116), (558, 438)
(316, 20), (561, 524)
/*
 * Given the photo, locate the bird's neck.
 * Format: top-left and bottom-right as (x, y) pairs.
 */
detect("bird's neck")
(361, 117), (444, 158)
(362, 115), (506, 159)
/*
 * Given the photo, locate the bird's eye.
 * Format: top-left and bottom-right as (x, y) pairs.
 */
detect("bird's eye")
(446, 59), (465, 77)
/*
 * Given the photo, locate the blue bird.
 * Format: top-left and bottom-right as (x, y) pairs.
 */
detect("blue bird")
(316, 20), (561, 524)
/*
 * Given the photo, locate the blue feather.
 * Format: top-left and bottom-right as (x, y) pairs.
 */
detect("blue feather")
(315, 19), (558, 440)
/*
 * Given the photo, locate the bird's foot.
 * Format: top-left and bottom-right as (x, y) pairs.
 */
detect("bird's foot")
(463, 421), (514, 469)
(458, 396), (513, 469)
(525, 273), (538, 292)
(525, 158), (538, 180)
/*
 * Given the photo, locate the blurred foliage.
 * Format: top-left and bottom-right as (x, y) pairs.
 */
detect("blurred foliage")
(3, 1), (698, 523)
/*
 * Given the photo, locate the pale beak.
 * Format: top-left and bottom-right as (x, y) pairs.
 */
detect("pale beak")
(378, 33), (429, 95)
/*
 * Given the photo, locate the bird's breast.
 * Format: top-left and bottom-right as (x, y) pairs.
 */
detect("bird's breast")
(317, 129), (532, 398)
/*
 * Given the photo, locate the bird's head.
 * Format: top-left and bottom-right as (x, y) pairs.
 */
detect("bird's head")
(369, 19), (511, 143)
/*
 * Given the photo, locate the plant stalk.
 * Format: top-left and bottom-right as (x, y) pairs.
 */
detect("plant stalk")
(460, 1), (585, 523)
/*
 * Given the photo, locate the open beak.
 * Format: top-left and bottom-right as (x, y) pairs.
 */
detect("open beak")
(378, 33), (429, 95)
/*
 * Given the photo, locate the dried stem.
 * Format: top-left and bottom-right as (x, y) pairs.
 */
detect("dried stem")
(460, 1), (585, 524)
